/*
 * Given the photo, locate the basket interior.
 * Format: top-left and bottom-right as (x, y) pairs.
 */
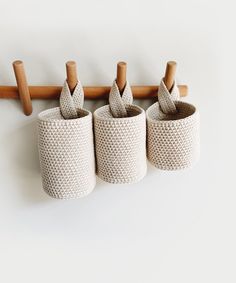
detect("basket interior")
(147, 101), (196, 121)
(38, 107), (90, 122)
(94, 104), (143, 119)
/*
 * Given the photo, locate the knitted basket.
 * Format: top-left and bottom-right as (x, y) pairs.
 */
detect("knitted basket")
(94, 81), (147, 184)
(38, 81), (96, 199)
(146, 79), (200, 170)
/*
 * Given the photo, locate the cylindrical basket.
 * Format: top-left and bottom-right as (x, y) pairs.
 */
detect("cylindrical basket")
(38, 81), (96, 199)
(146, 78), (200, 170)
(94, 81), (147, 184)
(146, 100), (200, 170)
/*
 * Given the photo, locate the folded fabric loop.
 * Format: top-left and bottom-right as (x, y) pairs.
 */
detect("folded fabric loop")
(60, 80), (84, 119)
(158, 79), (180, 114)
(109, 80), (133, 118)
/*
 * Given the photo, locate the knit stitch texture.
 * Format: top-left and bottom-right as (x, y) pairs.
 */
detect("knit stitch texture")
(94, 80), (147, 183)
(38, 81), (96, 199)
(146, 79), (200, 170)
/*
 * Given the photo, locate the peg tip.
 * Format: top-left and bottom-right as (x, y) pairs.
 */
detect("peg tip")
(13, 60), (23, 66)
(117, 61), (127, 68)
(25, 107), (33, 116)
(167, 61), (177, 67)
(66, 61), (76, 67)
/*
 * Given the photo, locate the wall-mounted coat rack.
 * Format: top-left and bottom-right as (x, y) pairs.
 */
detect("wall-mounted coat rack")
(0, 60), (188, 116)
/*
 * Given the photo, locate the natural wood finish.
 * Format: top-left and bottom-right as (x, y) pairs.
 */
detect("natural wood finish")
(116, 62), (127, 92)
(66, 61), (78, 92)
(164, 61), (177, 91)
(0, 85), (188, 99)
(12, 61), (32, 115)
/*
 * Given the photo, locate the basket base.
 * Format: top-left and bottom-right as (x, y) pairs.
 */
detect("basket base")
(97, 169), (147, 184)
(42, 184), (95, 200)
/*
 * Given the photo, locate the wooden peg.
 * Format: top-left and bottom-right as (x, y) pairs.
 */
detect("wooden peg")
(116, 61), (127, 93)
(66, 61), (78, 93)
(164, 61), (177, 91)
(12, 60), (32, 116)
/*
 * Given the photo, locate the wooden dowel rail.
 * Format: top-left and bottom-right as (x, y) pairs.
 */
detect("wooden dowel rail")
(1, 60), (188, 115)
(0, 85), (188, 100)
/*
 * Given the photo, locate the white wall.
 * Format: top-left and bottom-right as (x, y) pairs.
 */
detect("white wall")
(0, 0), (234, 282)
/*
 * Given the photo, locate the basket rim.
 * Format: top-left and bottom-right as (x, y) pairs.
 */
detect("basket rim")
(94, 104), (145, 121)
(38, 107), (92, 124)
(146, 101), (199, 124)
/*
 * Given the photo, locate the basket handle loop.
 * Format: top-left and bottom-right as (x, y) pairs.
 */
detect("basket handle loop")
(59, 61), (84, 119)
(158, 61), (180, 114)
(109, 62), (133, 118)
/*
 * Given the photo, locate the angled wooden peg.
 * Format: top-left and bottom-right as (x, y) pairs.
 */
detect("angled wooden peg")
(66, 61), (78, 93)
(12, 60), (32, 116)
(116, 61), (127, 93)
(164, 61), (177, 91)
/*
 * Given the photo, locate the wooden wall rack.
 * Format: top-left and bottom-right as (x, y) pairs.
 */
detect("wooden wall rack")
(0, 60), (188, 116)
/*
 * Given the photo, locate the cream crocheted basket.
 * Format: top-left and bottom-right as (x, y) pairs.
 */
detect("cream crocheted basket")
(94, 81), (147, 184)
(38, 81), (96, 199)
(146, 79), (200, 170)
